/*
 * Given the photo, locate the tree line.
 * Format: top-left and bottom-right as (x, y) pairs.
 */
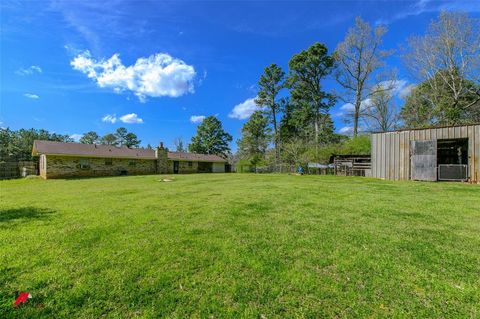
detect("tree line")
(79, 128), (141, 148)
(237, 12), (480, 169)
(0, 127), (142, 162)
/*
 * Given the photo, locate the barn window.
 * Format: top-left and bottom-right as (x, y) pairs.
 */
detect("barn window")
(105, 159), (113, 165)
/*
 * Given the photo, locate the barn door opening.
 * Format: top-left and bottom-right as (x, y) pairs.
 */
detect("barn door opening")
(437, 138), (468, 181)
(410, 140), (437, 181)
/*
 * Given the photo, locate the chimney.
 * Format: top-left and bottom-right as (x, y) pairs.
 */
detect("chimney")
(156, 141), (168, 174)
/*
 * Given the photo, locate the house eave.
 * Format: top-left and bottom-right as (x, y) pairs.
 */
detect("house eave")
(40, 153), (157, 160)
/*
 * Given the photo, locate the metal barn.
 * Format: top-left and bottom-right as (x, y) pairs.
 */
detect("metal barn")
(371, 124), (480, 183)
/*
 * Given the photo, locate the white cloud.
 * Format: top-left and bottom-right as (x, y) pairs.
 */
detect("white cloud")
(339, 126), (354, 135)
(399, 84), (416, 99)
(338, 126), (366, 136)
(102, 114), (117, 123)
(376, 0), (480, 25)
(24, 93), (40, 99)
(340, 103), (355, 112)
(71, 50), (196, 102)
(229, 97), (263, 120)
(119, 113), (143, 124)
(190, 115), (206, 124)
(69, 134), (82, 142)
(16, 66), (42, 76)
(340, 99), (372, 113)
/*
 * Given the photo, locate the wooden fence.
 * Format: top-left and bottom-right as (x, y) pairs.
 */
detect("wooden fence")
(0, 161), (38, 180)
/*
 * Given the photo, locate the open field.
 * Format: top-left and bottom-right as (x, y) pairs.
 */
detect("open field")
(1, 174), (479, 318)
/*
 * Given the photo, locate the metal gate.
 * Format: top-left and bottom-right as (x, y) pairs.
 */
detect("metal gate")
(410, 140), (437, 181)
(438, 164), (468, 181)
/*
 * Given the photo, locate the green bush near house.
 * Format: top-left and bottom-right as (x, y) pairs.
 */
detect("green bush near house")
(1, 174), (479, 317)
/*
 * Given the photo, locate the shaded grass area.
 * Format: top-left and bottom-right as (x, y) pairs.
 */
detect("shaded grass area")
(1, 174), (479, 318)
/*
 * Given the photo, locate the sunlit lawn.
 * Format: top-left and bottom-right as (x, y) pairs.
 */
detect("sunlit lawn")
(1, 174), (479, 318)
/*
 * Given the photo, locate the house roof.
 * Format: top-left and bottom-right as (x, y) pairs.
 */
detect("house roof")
(32, 140), (156, 159)
(167, 151), (226, 163)
(32, 140), (227, 162)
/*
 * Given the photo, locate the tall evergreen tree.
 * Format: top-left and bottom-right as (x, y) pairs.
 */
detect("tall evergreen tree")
(189, 116), (232, 157)
(79, 131), (100, 144)
(114, 127), (128, 146)
(101, 133), (118, 146)
(255, 64), (285, 163)
(124, 132), (141, 148)
(288, 43), (336, 149)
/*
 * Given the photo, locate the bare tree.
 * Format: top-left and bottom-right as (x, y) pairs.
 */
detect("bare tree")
(335, 17), (393, 136)
(363, 82), (399, 132)
(403, 12), (480, 124)
(173, 137), (185, 152)
(281, 137), (309, 167)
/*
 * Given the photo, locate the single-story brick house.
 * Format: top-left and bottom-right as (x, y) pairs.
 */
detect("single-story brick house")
(32, 140), (228, 179)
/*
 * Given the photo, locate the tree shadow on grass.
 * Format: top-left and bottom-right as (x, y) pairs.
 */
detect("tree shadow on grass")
(0, 207), (54, 225)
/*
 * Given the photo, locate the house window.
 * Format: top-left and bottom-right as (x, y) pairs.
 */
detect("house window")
(129, 161), (136, 166)
(188, 161), (193, 167)
(105, 159), (113, 166)
(79, 158), (90, 169)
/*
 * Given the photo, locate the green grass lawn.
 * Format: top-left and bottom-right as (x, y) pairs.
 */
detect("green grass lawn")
(1, 174), (479, 318)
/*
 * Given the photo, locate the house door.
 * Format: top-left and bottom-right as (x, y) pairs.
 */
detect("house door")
(173, 161), (179, 174)
(410, 140), (437, 181)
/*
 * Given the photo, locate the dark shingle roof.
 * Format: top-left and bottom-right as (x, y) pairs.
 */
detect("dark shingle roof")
(167, 151), (226, 162)
(32, 140), (156, 159)
(32, 140), (227, 162)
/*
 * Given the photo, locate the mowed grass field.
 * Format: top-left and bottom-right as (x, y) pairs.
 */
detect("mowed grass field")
(1, 174), (479, 318)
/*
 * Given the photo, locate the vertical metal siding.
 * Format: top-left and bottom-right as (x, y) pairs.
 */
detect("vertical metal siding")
(371, 125), (480, 183)
(473, 125), (480, 183)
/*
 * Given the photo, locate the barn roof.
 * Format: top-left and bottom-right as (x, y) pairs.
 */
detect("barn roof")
(371, 123), (480, 134)
(32, 140), (227, 162)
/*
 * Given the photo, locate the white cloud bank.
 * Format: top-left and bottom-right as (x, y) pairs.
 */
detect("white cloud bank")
(71, 51), (196, 102)
(190, 115), (206, 123)
(24, 93), (40, 99)
(16, 66), (42, 76)
(102, 113), (143, 124)
(229, 97), (262, 120)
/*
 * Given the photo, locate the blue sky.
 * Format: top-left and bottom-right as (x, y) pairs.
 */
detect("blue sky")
(1, 0), (479, 150)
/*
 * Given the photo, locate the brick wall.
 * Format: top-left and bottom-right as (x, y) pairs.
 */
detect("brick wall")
(172, 160), (198, 174)
(44, 155), (156, 179)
